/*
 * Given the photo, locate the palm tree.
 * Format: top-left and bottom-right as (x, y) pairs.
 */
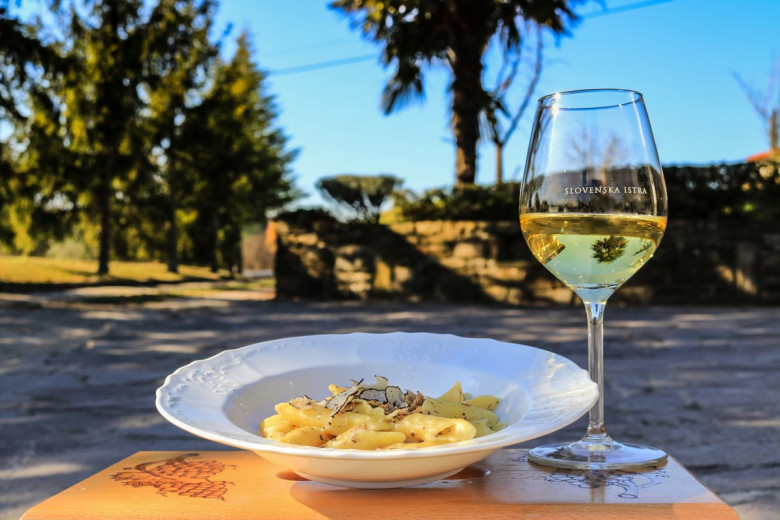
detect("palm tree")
(330, 0), (583, 187)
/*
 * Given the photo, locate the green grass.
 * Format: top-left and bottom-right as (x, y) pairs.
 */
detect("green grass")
(0, 255), (236, 285)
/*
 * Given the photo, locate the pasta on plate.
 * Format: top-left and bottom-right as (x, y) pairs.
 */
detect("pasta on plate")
(260, 376), (507, 450)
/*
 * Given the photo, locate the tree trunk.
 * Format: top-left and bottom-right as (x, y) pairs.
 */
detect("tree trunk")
(209, 211), (219, 273)
(495, 140), (504, 185)
(166, 158), (179, 274)
(235, 245), (243, 275)
(166, 194), (179, 273)
(97, 153), (113, 275)
(450, 12), (487, 187)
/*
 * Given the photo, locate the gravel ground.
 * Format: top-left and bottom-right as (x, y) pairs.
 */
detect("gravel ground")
(1, 293), (778, 519)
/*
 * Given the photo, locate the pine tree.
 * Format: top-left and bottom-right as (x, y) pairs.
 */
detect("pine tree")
(180, 32), (297, 273)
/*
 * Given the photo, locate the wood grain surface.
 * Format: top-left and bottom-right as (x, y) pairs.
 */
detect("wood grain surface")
(21, 449), (739, 520)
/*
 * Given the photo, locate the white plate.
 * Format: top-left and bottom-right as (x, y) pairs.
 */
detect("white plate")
(156, 332), (597, 488)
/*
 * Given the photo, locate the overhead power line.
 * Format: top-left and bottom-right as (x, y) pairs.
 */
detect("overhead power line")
(581, 0), (676, 19)
(263, 38), (359, 58)
(266, 0), (677, 76)
(270, 53), (376, 76)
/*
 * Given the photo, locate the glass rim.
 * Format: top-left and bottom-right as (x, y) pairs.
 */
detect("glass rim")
(538, 88), (644, 110)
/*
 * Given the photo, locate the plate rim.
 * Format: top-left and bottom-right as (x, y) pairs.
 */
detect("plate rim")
(155, 331), (598, 461)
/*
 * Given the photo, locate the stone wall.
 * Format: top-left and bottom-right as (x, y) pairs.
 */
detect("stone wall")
(273, 218), (780, 305)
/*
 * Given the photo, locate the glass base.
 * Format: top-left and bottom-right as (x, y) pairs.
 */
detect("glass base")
(528, 438), (668, 470)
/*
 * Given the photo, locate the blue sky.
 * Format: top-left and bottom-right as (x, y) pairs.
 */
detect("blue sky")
(13, 0), (777, 205)
(213, 0), (780, 206)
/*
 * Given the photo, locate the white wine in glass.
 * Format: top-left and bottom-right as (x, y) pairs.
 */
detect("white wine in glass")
(519, 89), (668, 469)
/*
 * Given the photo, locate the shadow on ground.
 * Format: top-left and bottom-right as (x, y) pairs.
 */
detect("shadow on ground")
(0, 297), (777, 519)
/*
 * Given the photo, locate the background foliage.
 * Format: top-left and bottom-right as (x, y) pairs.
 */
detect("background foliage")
(0, 0), (297, 275)
(663, 160), (780, 222)
(392, 182), (521, 222)
(316, 174), (401, 223)
(386, 161), (778, 223)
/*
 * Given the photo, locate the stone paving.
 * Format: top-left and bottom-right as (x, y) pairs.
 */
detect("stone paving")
(0, 293), (778, 519)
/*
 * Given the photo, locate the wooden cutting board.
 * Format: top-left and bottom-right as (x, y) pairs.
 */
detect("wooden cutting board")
(21, 449), (739, 519)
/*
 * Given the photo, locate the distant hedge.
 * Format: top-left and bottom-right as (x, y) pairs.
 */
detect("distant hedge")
(391, 183), (521, 222)
(663, 161), (779, 221)
(391, 161), (780, 223)
(286, 161), (780, 225)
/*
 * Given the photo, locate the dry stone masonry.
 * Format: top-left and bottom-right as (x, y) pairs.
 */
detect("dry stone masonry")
(273, 218), (780, 305)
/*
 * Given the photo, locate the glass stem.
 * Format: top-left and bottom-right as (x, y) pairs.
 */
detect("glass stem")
(583, 301), (611, 444)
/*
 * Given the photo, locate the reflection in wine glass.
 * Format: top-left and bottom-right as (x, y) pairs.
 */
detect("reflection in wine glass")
(519, 89), (668, 470)
(566, 127), (628, 180)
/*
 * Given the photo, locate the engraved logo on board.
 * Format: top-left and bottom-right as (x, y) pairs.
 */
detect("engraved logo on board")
(111, 453), (235, 500)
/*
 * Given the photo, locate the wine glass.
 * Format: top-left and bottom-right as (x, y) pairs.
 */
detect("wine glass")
(519, 89), (668, 469)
